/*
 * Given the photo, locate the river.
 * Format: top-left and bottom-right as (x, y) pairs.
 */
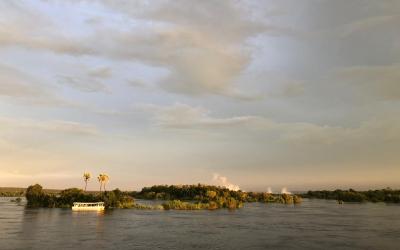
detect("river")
(0, 197), (399, 249)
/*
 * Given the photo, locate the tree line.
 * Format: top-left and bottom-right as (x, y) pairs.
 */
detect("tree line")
(131, 184), (302, 208)
(24, 182), (302, 210)
(25, 184), (134, 208)
(301, 188), (400, 203)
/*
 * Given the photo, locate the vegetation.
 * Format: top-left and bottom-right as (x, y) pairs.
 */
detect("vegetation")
(97, 173), (110, 192)
(12, 182), (400, 209)
(132, 184), (301, 209)
(302, 188), (400, 203)
(162, 200), (209, 210)
(0, 187), (66, 197)
(83, 172), (91, 191)
(132, 203), (164, 210)
(25, 184), (134, 208)
(22, 182), (303, 210)
(0, 187), (25, 197)
(10, 197), (22, 203)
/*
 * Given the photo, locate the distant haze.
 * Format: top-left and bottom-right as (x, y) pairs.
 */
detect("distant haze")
(0, 1), (399, 191)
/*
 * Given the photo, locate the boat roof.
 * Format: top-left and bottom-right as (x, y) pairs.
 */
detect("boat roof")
(73, 202), (104, 205)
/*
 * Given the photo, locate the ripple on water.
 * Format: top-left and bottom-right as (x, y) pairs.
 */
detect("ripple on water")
(0, 198), (400, 249)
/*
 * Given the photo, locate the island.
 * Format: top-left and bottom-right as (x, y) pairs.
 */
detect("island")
(22, 183), (302, 210)
(4, 185), (399, 210)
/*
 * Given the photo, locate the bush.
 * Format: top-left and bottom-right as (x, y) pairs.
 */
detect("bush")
(100, 189), (135, 208)
(281, 194), (294, 204)
(133, 203), (164, 210)
(162, 200), (209, 210)
(207, 201), (218, 210)
(302, 189), (400, 203)
(26, 184), (46, 207)
(133, 184), (299, 208)
(293, 195), (302, 204)
(25, 184), (135, 208)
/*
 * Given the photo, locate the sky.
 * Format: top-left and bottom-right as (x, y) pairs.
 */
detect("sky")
(0, 0), (399, 191)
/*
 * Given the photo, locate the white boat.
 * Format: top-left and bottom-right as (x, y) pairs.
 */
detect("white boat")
(72, 202), (105, 211)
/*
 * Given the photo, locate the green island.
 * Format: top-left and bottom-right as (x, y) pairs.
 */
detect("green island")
(301, 188), (400, 203)
(21, 183), (301, 210)
(3, 172), (399, 209)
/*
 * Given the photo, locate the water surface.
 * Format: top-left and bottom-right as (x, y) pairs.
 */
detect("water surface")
(1, 197), (399, 249)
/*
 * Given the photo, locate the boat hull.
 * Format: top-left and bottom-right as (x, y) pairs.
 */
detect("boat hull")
(72, 202), (105, 211)
(72, 206), (105, 211)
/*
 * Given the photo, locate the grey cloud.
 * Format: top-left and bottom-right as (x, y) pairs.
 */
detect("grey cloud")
(139, 0), (267, 42)
(0, 64), (63, 105)
(341, 14), (400, 37)
(0, 117), (99, 136)
(144, 103), (259, 129)
(145, 103), (400, 145)
(88, 67), (112, 79)
(0, 1), (273, 98)
(336, 64), (400, 100)
(235, 71), (306, 99)
(58, 75), (108, 93)
(127, 79), (153, 89)
(143, 103), (400, 170)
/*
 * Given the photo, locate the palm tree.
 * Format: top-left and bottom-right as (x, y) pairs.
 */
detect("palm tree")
(98, 174), (103, 192)
(83, 172), (91, 191)
(102, 174), (110, 192)
(97, 173), (110, 192)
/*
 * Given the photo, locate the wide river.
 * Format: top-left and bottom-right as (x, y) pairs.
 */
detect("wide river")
(0, 197), (399, 249)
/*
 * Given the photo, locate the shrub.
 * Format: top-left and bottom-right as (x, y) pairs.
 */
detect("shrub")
(281, 193), (294, 204)
(25, 184), (136, 208)
(26, 184), (46, 207)
(207, 201), (218, 210)
(293, 195), (302, 204)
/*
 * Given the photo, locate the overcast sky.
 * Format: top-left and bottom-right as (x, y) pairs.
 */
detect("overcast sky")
(1, 0), (399, 191)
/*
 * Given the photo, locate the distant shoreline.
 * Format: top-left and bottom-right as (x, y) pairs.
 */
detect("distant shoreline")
(0, 187), (99, 197)
(2, 186), (399, 204)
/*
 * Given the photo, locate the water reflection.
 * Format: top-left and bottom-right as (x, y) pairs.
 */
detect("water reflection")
(71, 209), (106, 234)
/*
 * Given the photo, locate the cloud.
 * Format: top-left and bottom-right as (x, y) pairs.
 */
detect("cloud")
(0, 69), (42, 97)
(144, 103), (348, 144)
(144, 103), (400, 149)
(0, 171), (78, 188)
(341, 15), (400, 37)
(235, 71), (306, 99)
(127, 79), (151, 88)
(144, 103), (259, 129)
(0, 117), (99, 136)
(0, 64), (63, 105)
(88, 67), (112, 79)
(336, 64), (400, 100)
(0, 1), (272, 98)
(1, 0), (400, 189)
(58, 75), (108, 93)
(212, 173), (240, 191)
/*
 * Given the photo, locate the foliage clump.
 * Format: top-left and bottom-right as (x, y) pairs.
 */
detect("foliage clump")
(25, 184), (134, 208)
(25, 183), (304, 210)
(302, 188), (400, 203)
(0, 188), (25, 197)
(133, 184), (300, 209)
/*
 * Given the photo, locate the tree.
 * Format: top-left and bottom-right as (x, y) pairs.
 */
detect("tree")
(97, 173), (110, 192)
(26, 184), (45, 207)
(206, 190), (217, 200)
(102, 174), (110, 191)
(83, 172), (91, 191)
(98, 174), (103, 192)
